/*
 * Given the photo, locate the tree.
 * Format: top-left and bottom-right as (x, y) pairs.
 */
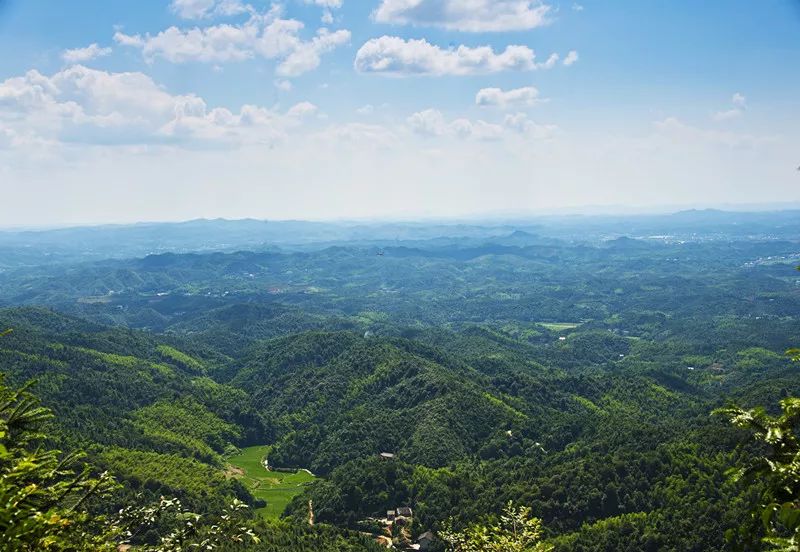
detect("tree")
(716, 397), (800, 550)
(0, 375), (118, 551)
(440, 501), (553, 552)
(115, 496), (260, 551)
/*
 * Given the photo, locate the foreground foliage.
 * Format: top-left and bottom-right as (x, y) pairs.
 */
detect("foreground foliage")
(440, 502), (553, 552)
(717, 359), (800, 550)
(0, 374), (117, 551)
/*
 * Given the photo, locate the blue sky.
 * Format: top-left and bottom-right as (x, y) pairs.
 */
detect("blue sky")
(0, 0), (798, 225)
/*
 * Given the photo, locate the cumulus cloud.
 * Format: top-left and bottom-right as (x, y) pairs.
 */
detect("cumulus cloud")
(114, 6), (350, 76)
(407, 109), (502, 140)
(276, 28), (351, 76)
(373, 0), (551, 32)
(563, 50), (579, 66)
(476, 86), (542, 109)
(407, 108), (447, 135)
(713, 92), (746, 121)
(406, 108), (558, 142)
(61, 44), (113, 63)
(355, 36), (560, 76)
(0, 65), (315, 148)
(356, 104), (374, 115)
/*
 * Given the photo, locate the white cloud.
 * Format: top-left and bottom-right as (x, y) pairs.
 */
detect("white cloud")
(373, 0), (551, 32)
(355, 37), (560, 76)
(305, 0), (343, 8)
(114, 7), (350, 76)
(276, 28), (351, 76)
(407, 109), (502, 141)
(356, 104), (374, 115)
(563, 50), (579, 66)
(572, 3), (584, 11)
(407, 108), (447, 135)
(112, 32), (144, 48)
(406, 108), (558, 142)
(0, 65), (314, 148)
(539, 53), (560, 69)
(275, 79), (293, 91)
(302, 0), (341, 23)
(172, 0), (216, 19)
(61, 44), (113, 63)
(713, 92), (746, 121)
(287, 101), (318, 117)
(476, 86), (542, 109)
(503, 112), (558, 138)
(452, 118), (505, 140)
(113, 25), (255, 63)
(170, 0), (252, 19)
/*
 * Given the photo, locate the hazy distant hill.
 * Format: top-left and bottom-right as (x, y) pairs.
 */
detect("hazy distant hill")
(2, 210), (799, 269)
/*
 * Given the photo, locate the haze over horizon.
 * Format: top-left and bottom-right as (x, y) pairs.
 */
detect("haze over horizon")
(1, 0), (799, 226)
(0, 202), (798, 232)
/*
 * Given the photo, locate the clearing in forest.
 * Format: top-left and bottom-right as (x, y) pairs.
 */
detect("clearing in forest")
(227, 445), (316, 519)
(538, 322), (581, 331)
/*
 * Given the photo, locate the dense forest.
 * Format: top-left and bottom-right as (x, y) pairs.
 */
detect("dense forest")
(1, 212), (799, 550)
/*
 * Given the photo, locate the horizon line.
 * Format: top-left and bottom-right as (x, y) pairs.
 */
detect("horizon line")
(2, 201), (800, 232)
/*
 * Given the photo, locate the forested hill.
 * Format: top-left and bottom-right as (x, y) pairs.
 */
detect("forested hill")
(228, 327), (799, 549)
(0, 307), (260, 491)
(2, 300), (799, 549)
(1, 215), (799, 550)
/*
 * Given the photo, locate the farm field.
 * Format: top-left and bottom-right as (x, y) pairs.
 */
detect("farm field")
(227, 445), (316, 519)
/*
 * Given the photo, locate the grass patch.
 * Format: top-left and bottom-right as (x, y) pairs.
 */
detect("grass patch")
(538, 322), (581, 331)
(228, 445), (316, 519)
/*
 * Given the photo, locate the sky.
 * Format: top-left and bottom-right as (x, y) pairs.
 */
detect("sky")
(0, 0), (798, 226)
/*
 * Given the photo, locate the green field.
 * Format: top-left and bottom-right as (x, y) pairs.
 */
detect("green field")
(227, 445), (316, 519)
(538, 322), (581, 331)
